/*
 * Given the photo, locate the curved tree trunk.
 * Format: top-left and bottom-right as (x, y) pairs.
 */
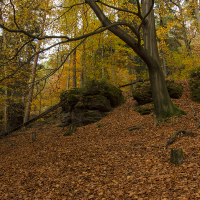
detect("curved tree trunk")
(85, 0), (186, 120)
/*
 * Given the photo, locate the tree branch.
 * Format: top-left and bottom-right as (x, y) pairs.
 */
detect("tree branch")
(10, 0), (20, 29)
(138, 0), (154, 33)
(96, 0), (143, 20)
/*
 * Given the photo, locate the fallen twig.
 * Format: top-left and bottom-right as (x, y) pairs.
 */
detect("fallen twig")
(162, 129), (194, 148)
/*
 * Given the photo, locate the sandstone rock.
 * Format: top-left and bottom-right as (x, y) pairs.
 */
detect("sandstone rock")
(83, 110), (103, 125)
(59, 79), (126, 128)
(61, 112), (71, 127)
(189, 69), (200, 103)
(83, 95), (112, 112)
(132, 79), (183, 105)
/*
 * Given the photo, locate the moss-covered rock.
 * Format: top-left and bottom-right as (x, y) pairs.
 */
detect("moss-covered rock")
(189, 67), (200, 103)
(83, 95), (112, 112)
(134, 104), (154, 115)
(132, 79), (183, 105)
(71, 104), (88, 127)
(190, 81), (200, 103)
(60, 79), (125, 128)
(165, 79), (183, 99)
(60, 89), (80, 112)
(83, 110), (103, 125)
(82, 78), (126, 107)
(132, 81), (153, 105)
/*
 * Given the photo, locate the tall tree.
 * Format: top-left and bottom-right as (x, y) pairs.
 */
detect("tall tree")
(84, 0), (185, 119)
(24, 1), (49, 123)
(0, 0), (186, 120)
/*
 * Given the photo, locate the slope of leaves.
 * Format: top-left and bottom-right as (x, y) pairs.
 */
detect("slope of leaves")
(1, 80), (200, 199)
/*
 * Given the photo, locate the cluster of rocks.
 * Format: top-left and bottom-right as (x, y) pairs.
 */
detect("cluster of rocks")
(1, 75), (199, 135)
(132, 79), (183, 115)
(60, 79), (125, 127)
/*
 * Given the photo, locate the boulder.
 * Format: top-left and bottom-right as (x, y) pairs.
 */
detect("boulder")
(132, 79), (183, 105)
(83, 110), (103, 125)
(60, 88), (81, 112)
(59, 79), (125, 128)
(134, 105), (154, 115)
(165, 79), (183, 99)
(132, 81), (152, 105)
(71, 102), (88, 127)
(82, 79), (125, 107)
(189, 69), (200, 103)
(83, 95), (112, 112)
(61, 112), (71, 127)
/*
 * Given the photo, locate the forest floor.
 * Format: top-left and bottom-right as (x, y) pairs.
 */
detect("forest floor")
(1, 80), (200, 200)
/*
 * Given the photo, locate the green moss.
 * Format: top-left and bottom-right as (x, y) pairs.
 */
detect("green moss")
(135, 82), (141, 87)
(98, 123), (103, 127)
(157, 104), (187, 122)
(74, 102), (85, 108)
(67, 94), (79, 103)
(190, 78), (200, 103)
(57, 124), (63, 127)
(63, 124), (76, 136)
(135, 105), (153, 115)
(84, 111), (99, 117)
(165, 79), (183, 99)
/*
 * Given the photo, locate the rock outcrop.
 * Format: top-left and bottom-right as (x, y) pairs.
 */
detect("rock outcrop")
(189, 68), (200, 103)
(60, 79), (125, 127)
(132, 79), (183, 106)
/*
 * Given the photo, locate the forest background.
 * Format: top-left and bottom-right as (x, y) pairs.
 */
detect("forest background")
(0, 0), (199, 132)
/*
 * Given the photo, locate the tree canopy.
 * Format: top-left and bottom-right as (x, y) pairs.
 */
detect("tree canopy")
(0, 0), (199, 123)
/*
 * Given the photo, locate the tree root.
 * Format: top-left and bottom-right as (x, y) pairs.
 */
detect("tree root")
(162, 129), (195, 148)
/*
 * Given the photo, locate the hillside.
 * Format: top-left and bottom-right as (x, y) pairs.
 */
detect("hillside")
(0, 80), (200, 199)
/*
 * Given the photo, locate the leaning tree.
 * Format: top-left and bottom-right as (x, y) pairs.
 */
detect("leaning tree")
(0, 0), (186, 120)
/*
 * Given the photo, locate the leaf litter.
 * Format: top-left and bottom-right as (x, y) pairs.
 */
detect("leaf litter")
(0, 80), (200, 199)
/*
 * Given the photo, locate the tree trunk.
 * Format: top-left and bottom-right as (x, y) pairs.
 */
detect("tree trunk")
(83, 42), (87, 81)
(128, 65), (133, 92)
(148, 60), (180, 118)
(24, 53), (39, 123)
(80, 64), (84, 87)
(73, 49), (77, 88)
(82, 4), (87, 83)
(142, 0), (160, 66)
(85, 0), (186, 120)
(66, 55), (70, 90)
(101, 43), (104, 79)
(195, 0), (200, 30)
(73, 10), (77, 88)
(2, 31), (8, 132)
(110, 38), (116, 86)
(24, 7), (47, 123)
(182, 22), (191, 53)
(1, 3), (8, 132)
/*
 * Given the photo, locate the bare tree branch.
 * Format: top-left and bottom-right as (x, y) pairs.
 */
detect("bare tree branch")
(46, 2), (85, 26)
(96, 0), (143, 19)
(138, 0), (154, 33)
(136, 0), (141, 16)
(9, 0), (20, 29)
